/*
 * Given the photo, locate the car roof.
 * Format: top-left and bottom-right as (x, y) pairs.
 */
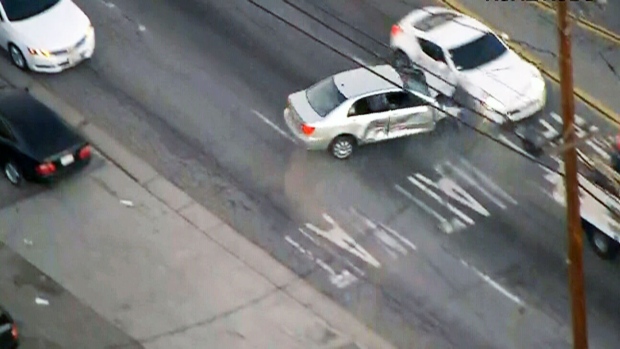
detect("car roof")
(332, 65), (404, 99)
(406, 7), (489, 50)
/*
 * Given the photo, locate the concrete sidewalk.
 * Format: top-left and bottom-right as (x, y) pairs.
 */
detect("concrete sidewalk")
(0, 157), (393, 349)
(0, 73), (394, 348)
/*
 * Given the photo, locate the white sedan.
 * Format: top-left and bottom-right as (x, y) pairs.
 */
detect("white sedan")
(390, 6), (546, 124)
(0, 0), (95, 73)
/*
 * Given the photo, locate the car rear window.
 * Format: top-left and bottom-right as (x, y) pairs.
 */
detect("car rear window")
(448, 32), (508, 71)
(305, 77), (347, 117)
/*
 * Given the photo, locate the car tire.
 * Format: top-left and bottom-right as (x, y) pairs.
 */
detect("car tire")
(329, 136), (356, 160)
(8, 44), (28, 71)
(585, 225), (620, 260)
(3, 160), (23, 186)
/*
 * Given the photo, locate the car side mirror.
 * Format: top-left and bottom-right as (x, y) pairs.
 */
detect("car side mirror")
(500, 32), (510, 41)
(348, 106), (356, 116)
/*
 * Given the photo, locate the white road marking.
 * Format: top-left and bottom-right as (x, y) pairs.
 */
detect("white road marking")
(461, 260), (525, 307)
(438, 162), (506, 210)
(415, 173), (489, 217)
(138, 24), (146, 32)
(539, 119), (560, 139)
(305, 214), (381, 268)
(101, 0), (116, 8)
(549, 112), (589, 138)
(349, 208), (417, 254)
(586, 140), (611, 161)
(395, 185), (464, 234)
(549, 111), (562, 125)
(409, 175), (475, 225)
(251, 109), (297, 143)
(285, 235), (358, 289)
(498, 134), (534, 160)
(457, 158), (518, 205)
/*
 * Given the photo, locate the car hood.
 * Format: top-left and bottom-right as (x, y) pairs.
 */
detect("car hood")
(461, 52), (538, 108)
(10, 0), (90, 51)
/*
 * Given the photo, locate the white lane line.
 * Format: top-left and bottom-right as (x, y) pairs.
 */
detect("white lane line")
(586, 140), (611, 161)
(497, 134), (534, 160)
(457, 158), (518, 205)
(409, 175), (475, 225)
(440, 162), (506, 209)
(395, 185), (462, 234)
(251, 109), (297, 144)
(461, 260), (525, 307)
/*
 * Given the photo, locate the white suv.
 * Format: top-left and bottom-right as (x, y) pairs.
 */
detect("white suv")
(389, 7), (546, 124)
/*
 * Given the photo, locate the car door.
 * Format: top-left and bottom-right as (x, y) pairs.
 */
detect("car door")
(386, 91), (435, 138)
(345, 93), (393, 144)
(416, 38), (456, 98)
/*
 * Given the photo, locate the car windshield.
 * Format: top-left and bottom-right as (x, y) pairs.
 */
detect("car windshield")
(448, 32), (508, 71)
(0, 0), (61, 21)
(305, 77), (347, 117)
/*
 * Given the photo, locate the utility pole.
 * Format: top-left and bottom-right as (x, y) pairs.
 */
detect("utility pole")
(557, 1), (588, 348)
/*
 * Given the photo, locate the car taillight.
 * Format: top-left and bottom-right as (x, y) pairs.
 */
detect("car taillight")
(391, 24), (403, 37)
(11, 324), (17, 339)
(79, 145), (92, 159)
(301, 124), (315, 135)
(36, 162), (56, 176)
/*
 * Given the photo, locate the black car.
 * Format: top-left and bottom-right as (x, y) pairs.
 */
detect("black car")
(0, 306), (18, 349)
(0, 89), (92, 185)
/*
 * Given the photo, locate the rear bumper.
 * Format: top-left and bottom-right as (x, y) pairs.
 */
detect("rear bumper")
(32, 157), (91, 184)
(283, 108), (329, 150)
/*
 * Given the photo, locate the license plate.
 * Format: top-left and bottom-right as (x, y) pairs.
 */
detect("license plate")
(60, 154), (75, 166)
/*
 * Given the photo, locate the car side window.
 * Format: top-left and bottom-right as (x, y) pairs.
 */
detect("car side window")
(0, 119), (15, 142)
(385, 91), (426, 110)
(418, 38), (446, 64)
(348, 94), (390, 117)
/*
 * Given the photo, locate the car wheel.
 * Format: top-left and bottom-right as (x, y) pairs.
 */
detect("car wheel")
(4, 161), (23, 186)
(586, 226), (620, 260)
(329, 136), (355, 160)
(8, 44), (28, 70)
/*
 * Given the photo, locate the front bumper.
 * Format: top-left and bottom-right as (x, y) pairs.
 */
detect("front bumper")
(484, 87), (547, 124)
(283, 107), (329, 150)
(26, 33), (96, 73)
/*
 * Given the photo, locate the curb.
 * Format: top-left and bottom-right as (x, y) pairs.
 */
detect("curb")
(0, 60), (396, 349)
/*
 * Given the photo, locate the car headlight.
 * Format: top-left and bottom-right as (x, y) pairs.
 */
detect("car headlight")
(27, 48), (51, 57)
(482, 95), (504, 112)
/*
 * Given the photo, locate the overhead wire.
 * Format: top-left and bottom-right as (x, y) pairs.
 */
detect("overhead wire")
(244, 0), (620, 222)
(285, 0), (524, 126)
(297, 0), (533, 119)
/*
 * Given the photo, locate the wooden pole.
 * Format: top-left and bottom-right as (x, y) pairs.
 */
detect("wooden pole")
(557, 1), (588, 348)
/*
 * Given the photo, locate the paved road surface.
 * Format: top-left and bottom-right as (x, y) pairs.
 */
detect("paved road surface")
(1, 0), (619, 348)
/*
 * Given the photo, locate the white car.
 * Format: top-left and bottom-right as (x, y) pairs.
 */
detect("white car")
(0, 0), (95, 73)
(390, 6), (546, 124)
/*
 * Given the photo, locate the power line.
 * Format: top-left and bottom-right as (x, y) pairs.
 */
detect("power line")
(297, 1), (534, 116)
(244, 0), (620, 220)
(285, 0), (525, 126)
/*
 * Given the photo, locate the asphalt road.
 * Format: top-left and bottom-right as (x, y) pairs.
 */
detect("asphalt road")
(3, 0), (619, 347)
